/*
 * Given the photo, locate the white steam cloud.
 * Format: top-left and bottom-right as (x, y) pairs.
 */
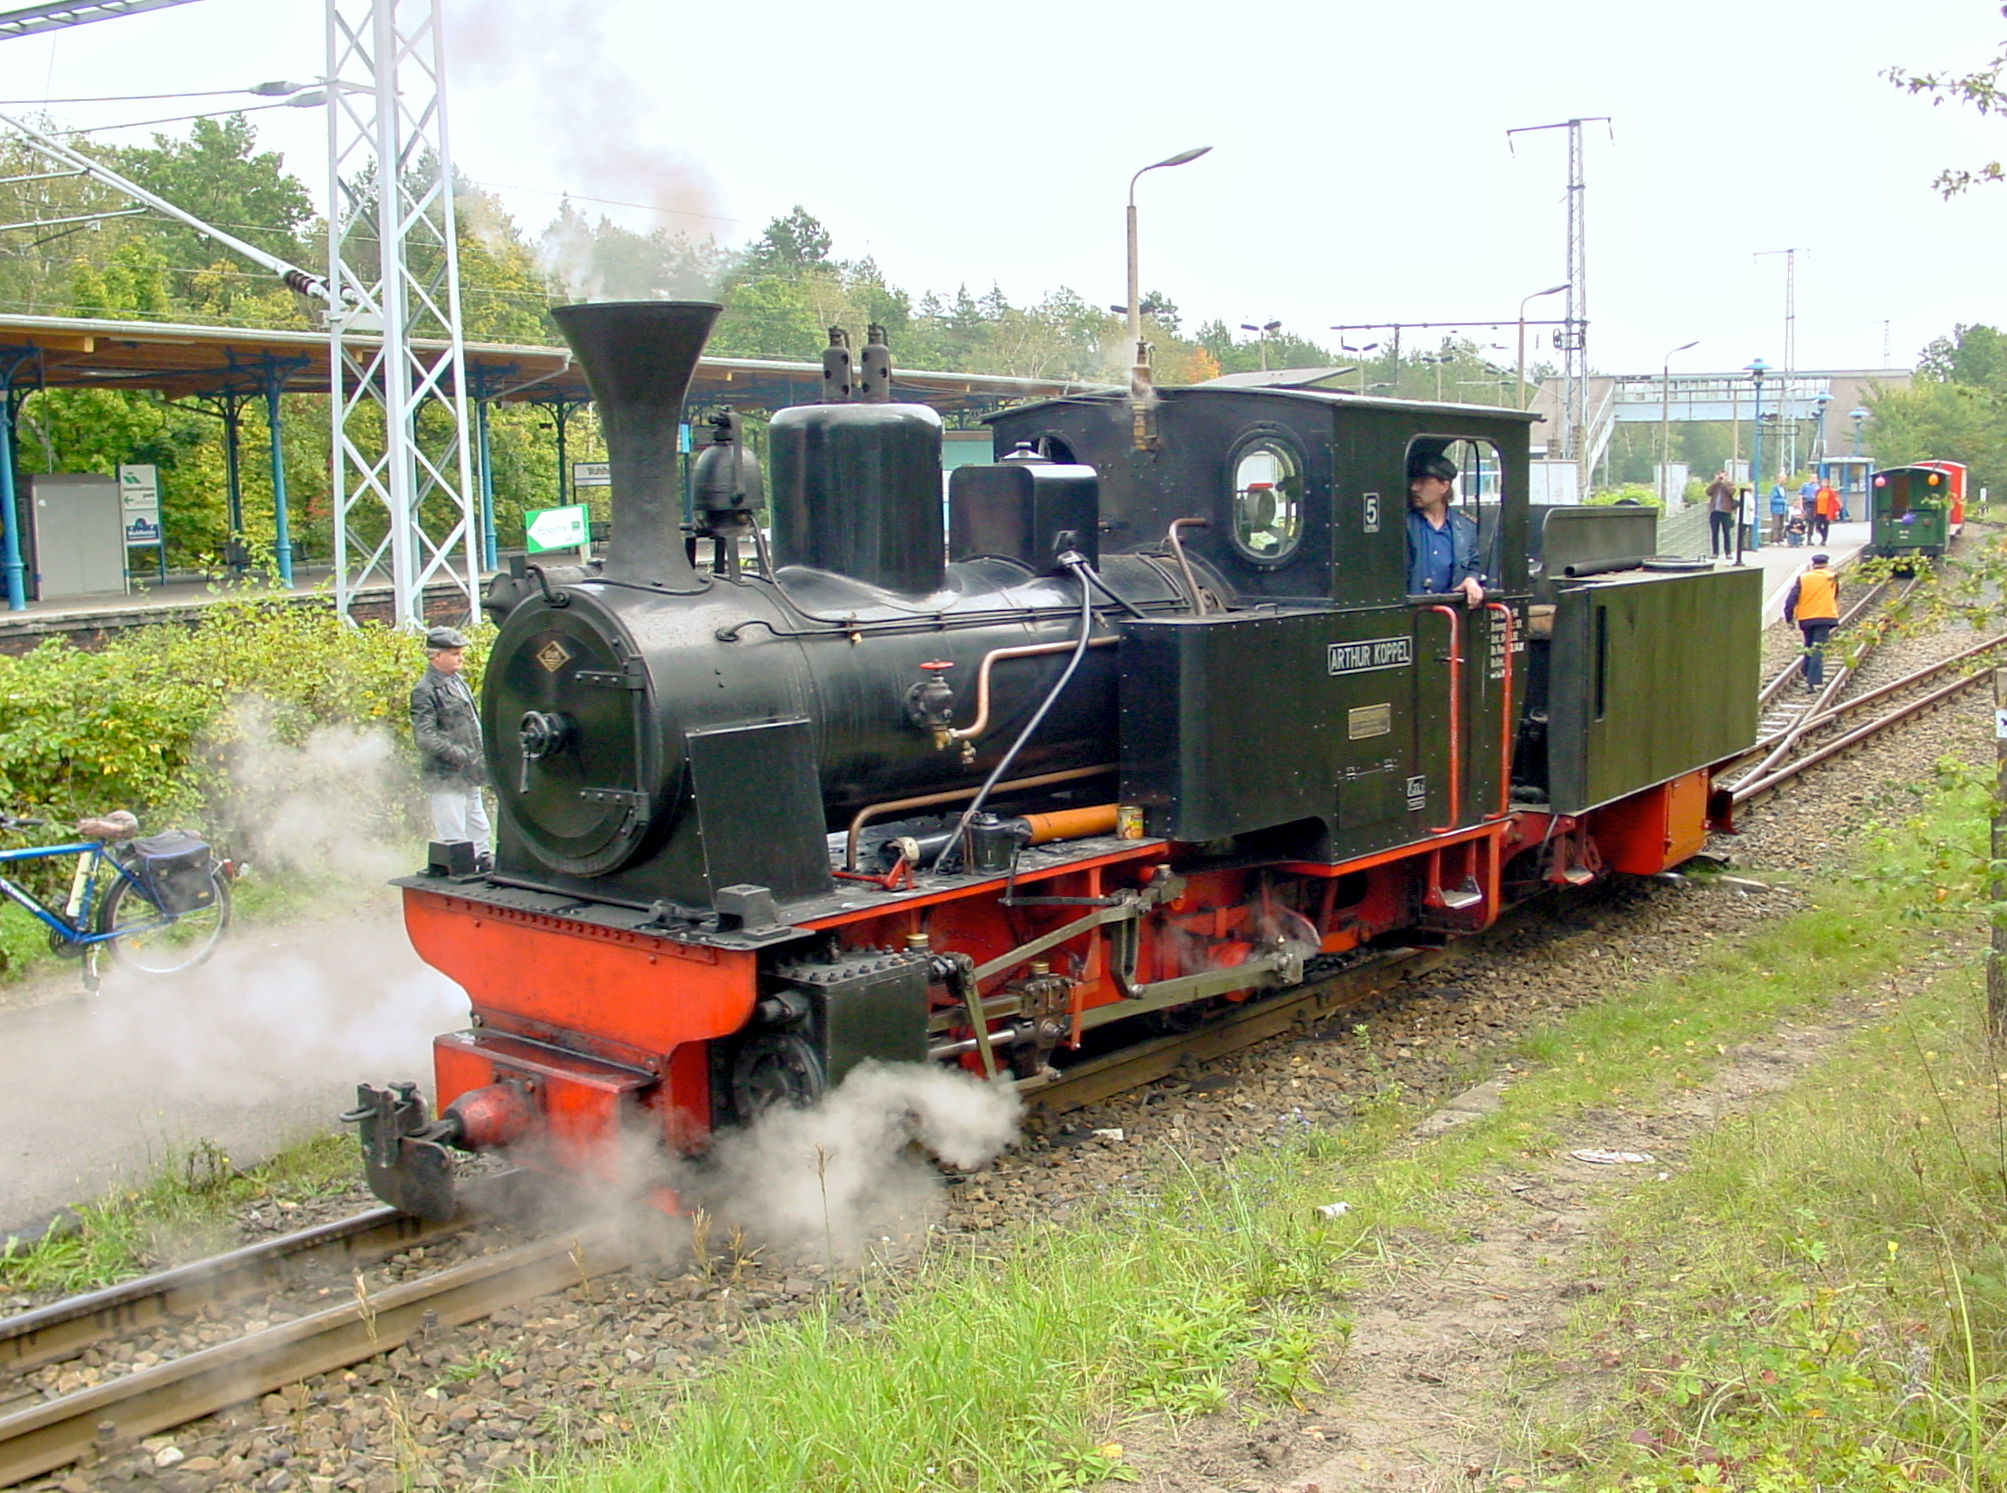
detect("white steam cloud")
(446, 0), (728, 300)
(691, 1062), (1022, 1262)
(0, 699), (467, 1234)
(211, 700), (415, 884)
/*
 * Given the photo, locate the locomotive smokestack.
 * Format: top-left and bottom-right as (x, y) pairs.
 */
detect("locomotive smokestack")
(550, 300), (722, 585)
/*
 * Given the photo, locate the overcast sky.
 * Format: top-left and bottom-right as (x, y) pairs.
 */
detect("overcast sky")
(8, 0), (2006, 376)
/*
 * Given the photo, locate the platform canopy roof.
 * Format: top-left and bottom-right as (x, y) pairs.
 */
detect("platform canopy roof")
(0, 311), (1104, 413)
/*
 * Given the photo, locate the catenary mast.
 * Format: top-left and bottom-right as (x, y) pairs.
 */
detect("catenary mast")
(1508, 117), (1609, 492)
(326, 0), (477, 629)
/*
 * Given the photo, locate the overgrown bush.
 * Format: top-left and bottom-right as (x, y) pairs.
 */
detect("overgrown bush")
(0, 594), (483, 902)
(1587, 482), (1661, 510)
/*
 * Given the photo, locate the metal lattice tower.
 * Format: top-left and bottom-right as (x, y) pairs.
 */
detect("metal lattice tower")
(1757, 247), (1802, 473)
(1508, 116), (1608, 485)
(326, 0), (477, 628)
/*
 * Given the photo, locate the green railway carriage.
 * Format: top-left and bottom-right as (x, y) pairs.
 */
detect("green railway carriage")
(1870, 463), (1962, 561)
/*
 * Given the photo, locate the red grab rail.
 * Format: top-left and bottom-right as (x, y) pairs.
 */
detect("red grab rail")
(1427, 604), (1463, 833)
(1484, 601), (1516, 819)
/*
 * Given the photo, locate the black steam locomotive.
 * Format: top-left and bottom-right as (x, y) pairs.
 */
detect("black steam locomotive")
(350, 300), (1759, 1219)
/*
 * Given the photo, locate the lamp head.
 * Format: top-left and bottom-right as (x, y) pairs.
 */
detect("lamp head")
(1151, 145), (1213, 170)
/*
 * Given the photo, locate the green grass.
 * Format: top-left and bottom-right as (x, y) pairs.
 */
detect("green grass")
(515, 1135), (1379, 1493)
(1519, 962), (2007, 1491)
(0, 1131), (359, 1297)
(1500, 771), (2007, 1489)
(503, 765), (2006, 1493)
(500, 890), (1940, 1493)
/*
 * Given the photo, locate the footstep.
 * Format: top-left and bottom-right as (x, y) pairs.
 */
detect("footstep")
(1569, 1149), (1655, 1165)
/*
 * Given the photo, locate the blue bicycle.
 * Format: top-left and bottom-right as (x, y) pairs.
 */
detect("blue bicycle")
(0, 811), (233, 988)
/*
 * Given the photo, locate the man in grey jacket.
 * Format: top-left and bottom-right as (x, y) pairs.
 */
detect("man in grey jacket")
(410, 626), (490, 869)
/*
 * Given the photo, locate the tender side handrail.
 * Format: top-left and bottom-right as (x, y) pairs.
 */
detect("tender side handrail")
(1426, 604), (1463, 834)
(1484, 601), (1516, 819)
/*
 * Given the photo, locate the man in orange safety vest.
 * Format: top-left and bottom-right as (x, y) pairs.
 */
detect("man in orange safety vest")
(1783, 553), (1840, 693)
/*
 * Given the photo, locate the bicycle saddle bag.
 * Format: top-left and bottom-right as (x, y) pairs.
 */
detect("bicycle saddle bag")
(130, 830), (216, 914)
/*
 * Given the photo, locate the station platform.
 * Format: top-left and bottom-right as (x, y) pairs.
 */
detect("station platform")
(1654, 503), (1871, 627)
(1735, 521), (1871, 627)
(0, 566), (482, 655)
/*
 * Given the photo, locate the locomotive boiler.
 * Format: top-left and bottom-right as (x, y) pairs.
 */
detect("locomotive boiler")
(349, 300), (1761, 1220)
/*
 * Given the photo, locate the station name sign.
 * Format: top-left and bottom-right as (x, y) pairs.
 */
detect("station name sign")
(1327, 637), (1413, 676)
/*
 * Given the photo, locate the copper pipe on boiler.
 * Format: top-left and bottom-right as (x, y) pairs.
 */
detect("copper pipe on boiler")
(947, 638), (1118, 747)
(843, 764), (1116, 870)
(1165, 518), (1211, 614)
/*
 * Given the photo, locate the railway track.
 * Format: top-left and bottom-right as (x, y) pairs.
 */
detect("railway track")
(1, 561), (1992, 1488)
(0, 1174), (641, 1488)
(0, 941), (1490, 1488)
(1727, 547), (1999, 806)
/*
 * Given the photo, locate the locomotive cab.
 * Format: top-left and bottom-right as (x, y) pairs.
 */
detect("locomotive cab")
(986, 386), (1534, 876)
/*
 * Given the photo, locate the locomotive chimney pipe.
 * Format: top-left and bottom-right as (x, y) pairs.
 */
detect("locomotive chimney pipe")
(550, 300), (723, 585)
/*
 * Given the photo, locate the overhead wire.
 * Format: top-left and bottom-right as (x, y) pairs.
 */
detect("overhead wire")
(0, 88), (282, 106)
(45, 98), (313, 136)
(468, 178), (739, 229)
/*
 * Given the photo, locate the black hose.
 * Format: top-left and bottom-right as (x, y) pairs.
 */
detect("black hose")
(928, 560), (1099, 876)
(1078, 559), (1149, 618)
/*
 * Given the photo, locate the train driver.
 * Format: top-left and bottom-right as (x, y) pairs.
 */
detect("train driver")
(1406, 453), (1485, 606)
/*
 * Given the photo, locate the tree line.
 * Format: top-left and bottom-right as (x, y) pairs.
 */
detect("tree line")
(3, 110), (1816, 571)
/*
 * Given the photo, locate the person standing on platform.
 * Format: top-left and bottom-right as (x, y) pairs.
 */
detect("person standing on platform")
(1783, 553), (1841, 694)
(1767, 477), (1789, 543)
(1799, 473), (1820, 528)
(410, 625), (492, 870)
(1813, 479), (1839, 544)
(1707, 470), (1737, 558)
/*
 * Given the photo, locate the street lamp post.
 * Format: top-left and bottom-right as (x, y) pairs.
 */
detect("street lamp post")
(1125, 146), (1212, 376)
(1746, 359), (1769, 556)
(1659, 339), (1699, 506)
(1517, 282), (1570, 410)
(1849, 406), (1870, 520)
(1811, 390), (1832, 468)
(1340, 339), (1378, 390)
(1240, 319), (1282, 371)
(1419, 352), (1447, 401)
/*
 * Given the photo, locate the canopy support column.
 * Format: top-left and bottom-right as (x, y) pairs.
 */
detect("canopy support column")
(0, 347), (41, 611)
(255, 356), (310, 589)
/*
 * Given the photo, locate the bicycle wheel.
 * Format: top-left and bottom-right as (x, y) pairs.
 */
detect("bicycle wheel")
(95, 866), (231, 976)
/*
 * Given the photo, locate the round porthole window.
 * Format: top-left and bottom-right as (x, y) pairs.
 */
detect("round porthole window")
(1229, 437), (1305, 564)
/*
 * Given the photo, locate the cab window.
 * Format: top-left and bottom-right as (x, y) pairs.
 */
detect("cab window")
(1228, 435), (1305, 564)
(1404, 435), (1506, 589)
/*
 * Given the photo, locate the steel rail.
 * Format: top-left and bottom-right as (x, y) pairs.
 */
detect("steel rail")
(0, 1172), (520, 1378)
(1734, 627), (2004, 793)
(1731, 667), (1986, 805)
(0, 1225), (637, 1487)
(1773, 632), (2007, 745)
